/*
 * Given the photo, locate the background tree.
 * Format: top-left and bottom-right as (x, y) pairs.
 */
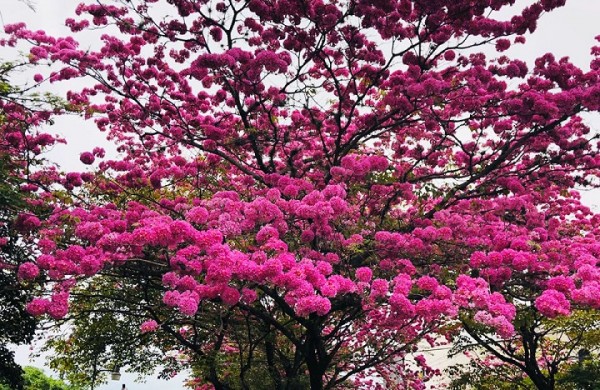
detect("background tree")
(0, 132), (36, 390)
(0, 61), (62, 390)
(558, 353), (600, 390)
(44, 258), (183, 389)
(449, 310), (600, 390)
(0, 366), (82, 390)
(4, 0), (600, 389)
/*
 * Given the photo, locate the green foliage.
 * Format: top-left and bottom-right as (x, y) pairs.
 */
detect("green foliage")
(0, 143), (36, 390)
(449, 310), (600, 390)
(0, 61), (67, 113)
(44, 263), (316, 389)
(448, 360), (536, 390)
(558, 359), (600, 390)
(450, 356), (600, 390)
(44, 268), (169, 388)
(0, 59), (58, 390)
(0, 367), (82, 390)
(0, 270), (36, 389)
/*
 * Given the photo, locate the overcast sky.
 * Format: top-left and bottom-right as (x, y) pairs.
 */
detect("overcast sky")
(2, 0), (600, 389)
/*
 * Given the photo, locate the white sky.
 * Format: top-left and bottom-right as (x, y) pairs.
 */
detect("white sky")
(2, 0), (600, 389)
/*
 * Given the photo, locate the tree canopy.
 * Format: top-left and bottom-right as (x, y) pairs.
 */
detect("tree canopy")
(2, 0), (600, 389)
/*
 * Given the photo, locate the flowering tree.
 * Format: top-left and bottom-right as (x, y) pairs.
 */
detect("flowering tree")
(3, 0), (600, 388)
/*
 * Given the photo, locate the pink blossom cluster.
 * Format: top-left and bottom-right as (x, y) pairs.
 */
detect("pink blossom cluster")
(26, 292), (69, 319)
(455, 276), (516, 337)
(140, 320), (159, 333)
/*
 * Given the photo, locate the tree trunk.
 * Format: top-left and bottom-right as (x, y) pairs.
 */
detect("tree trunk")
(308, 366), (324, 390)
(528, 372), (553, 390)
(305, 335), (325, 390)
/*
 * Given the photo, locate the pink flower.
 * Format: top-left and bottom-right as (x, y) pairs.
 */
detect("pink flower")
(389, 293), (416, 318)
(256, 225), (278, 244)
(221, 287), (240, 305)
(26, 298), (49, 316)
(79, 256), (103, 276)
(79, 151), (95, 164)
(47, 293), (69, 319)
(295, 295), (331, 317)
(163, 290), (181, 307)
(535, 289), (571, 318)
(65, 172), (83, 187)
(75, 222), (105, 241)
(140, 319), (159, 333)
(92, 147), (105, 157)
(571, 283), (600, 306)
(547, 276), (575, 294)
(18, 262), (40, 280)
(15, 213), (41, 232)
(186, 207), (209, 224)
(393, 274), (412, 296)
(370, 279), (389, 299)
(261, 259), (283, 278)
(417, 276), (438, 292)
(177, 291), (200, 316)
(241, 288), (258, 304)
(320, 282), (338, 297)
(496, 39), (511, 52)
(300, 229), (315, 242)
(355, 267), (373, 283)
